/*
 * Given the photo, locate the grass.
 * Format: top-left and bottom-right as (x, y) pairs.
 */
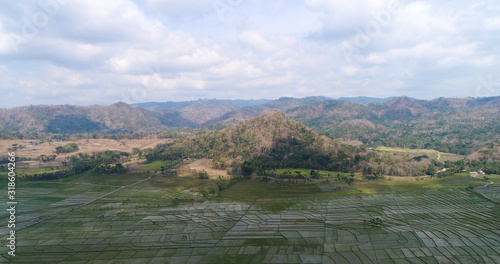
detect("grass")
(375, 146), (463, 161)
(0, 166), (62, 178)
(138, 160), (179, 171)
(486, 174), (500, 187)
(376, 146), (447, 154)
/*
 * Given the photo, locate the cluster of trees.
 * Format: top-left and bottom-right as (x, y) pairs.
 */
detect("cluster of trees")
(25, 151), (130, 180)
(22, 168), (76, 181)
(438, 159), (500, 175)
(55, 143), (79, 154)
(92, 164), (128, 174)
(39, 154), (57, 162)
(197, 171), (209, 179)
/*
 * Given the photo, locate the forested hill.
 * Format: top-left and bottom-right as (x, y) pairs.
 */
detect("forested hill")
(286, 96), (500, 156)
(146, 111), (338, 159)
(144, 111), (439, 176)
(144, 112), (371, 174)
(1, 96), (499, 157)
(0, 102), (164, 133)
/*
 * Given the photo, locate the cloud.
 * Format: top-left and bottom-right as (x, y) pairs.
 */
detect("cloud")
(341, 66), (359, 76)
(144, 0), (215, 20)
(306, 0), (399, 40)
(238, 30), (274, 51)
(0, 0), (499, 108)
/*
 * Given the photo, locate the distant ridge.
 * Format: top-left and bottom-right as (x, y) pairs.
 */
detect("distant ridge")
(0, 96), (499, 157)
(132, 98), (272, 111)
(338, 96), (396, 104)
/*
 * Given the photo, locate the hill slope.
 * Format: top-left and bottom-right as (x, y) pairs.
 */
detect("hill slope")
(0, 102), (167, 133)
(1, 96), (499, 158)
(145, 111), (439, 176)
(147, 111), (338, 159)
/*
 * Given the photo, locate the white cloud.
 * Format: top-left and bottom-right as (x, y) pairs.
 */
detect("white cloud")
(239, 30), (274, 52)
(208, 59), (263, 79)
(341, 66), (359, 76)
(145, 0), (215, 19)
(0, 0), (499, 107)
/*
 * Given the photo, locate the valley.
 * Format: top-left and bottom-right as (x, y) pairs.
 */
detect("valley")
(1, 96), (500, 263)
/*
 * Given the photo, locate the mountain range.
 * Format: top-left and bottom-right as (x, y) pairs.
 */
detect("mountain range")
(1, 96), (499, 157)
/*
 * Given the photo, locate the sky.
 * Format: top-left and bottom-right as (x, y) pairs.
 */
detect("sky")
(0, 0), (499, 108)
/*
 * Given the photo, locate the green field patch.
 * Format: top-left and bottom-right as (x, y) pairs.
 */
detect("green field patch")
(486, 174), (500, 187)
(138, 160), (180, 171)
(219, 180), (359, 212)
(375, 146), (463, 161)
(376, 146), (450, 155)
(50, 171), (151, 186)
(0, 166), (63, 178)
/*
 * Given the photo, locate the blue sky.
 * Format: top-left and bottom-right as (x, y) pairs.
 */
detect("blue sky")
(0, 0), (499, 107)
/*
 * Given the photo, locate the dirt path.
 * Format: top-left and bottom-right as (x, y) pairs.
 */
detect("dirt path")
(472, 180), (499, 205)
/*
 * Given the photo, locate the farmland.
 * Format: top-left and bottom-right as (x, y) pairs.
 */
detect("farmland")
(375, 147), (464, 162)
(0, 137), (172, 161)
(1, 170), (499, 263)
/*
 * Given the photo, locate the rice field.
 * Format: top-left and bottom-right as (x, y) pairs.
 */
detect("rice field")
(1, 172), (499, 263)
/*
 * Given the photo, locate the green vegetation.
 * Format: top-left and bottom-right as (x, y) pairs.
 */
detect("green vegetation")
(2, 96), (500, 161)
(267, 168), (354, 177)
(0, 166), (62, 178)
(486, 174), (500, 187)
(138, 160), (181, 171)
(46, 115), (104, 133)
(22, 151), (130, 180)
(55, 142), (79, 154)
(140, 112), (500, 177)
(1, 171), (498, 263)
(1, 97), (500, 262)
(376, 146), (449, 155)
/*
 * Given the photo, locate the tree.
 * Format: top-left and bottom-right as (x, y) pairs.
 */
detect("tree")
(197, 171), (209, 179)
(241, 161), (255, 179)
(132, 148), (143, 159)
(426, 164), (437, 175)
